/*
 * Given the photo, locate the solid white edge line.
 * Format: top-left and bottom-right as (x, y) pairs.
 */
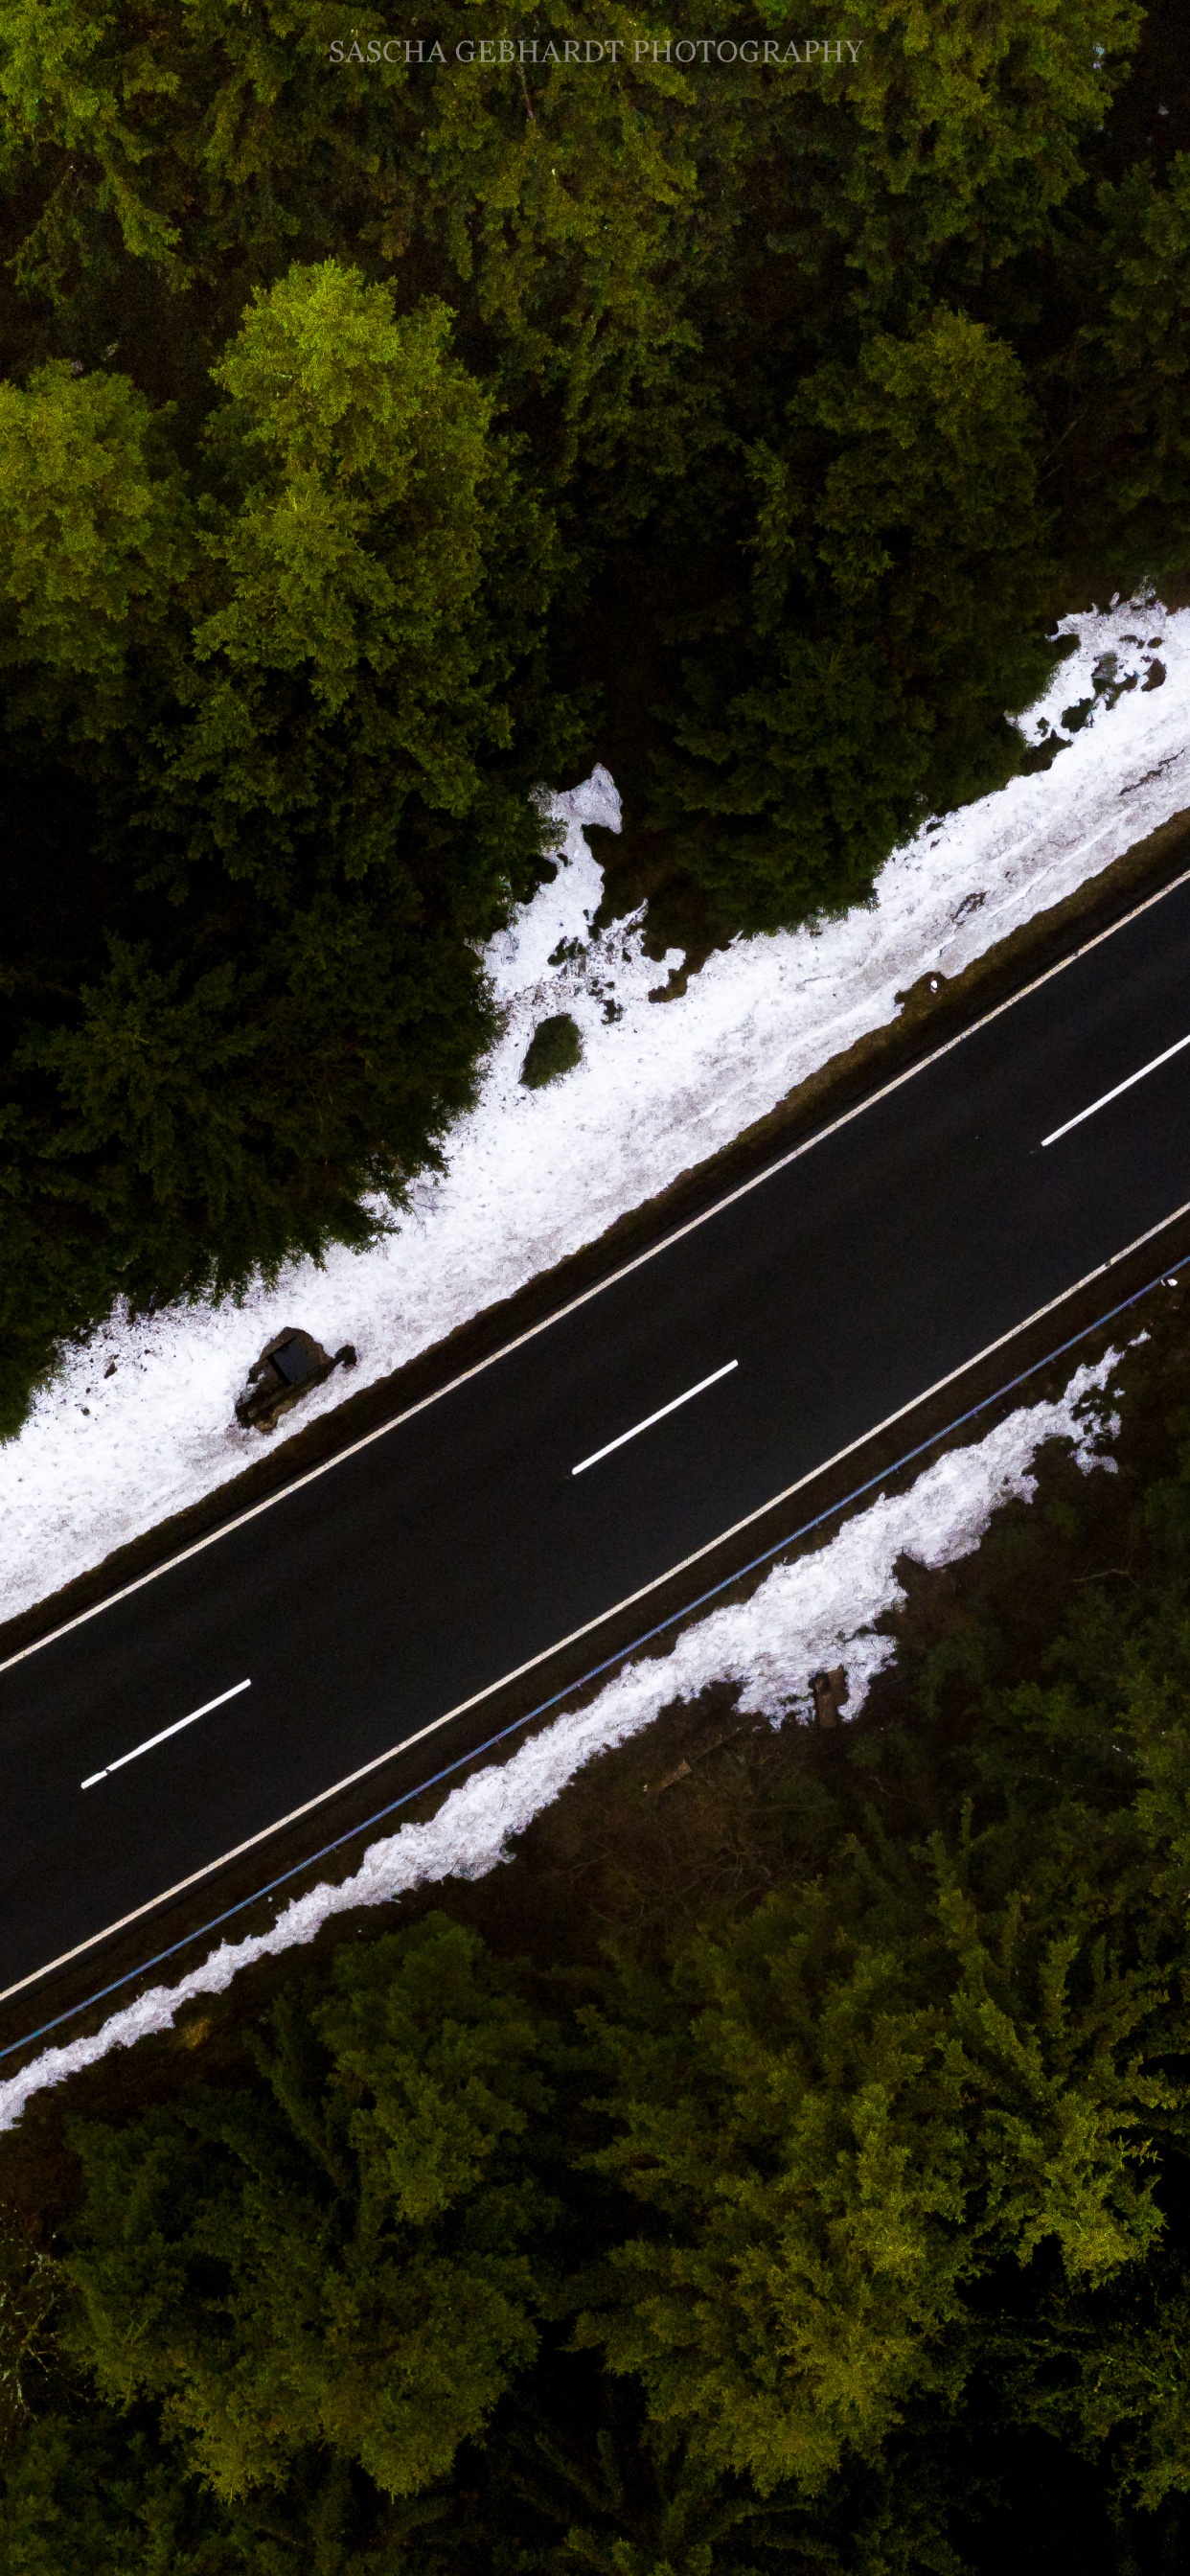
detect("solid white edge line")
(5, 848), (1190, 1684)
(1041, 1029), (1190, 1147)
(80, 1679), (252, 1791)
(572, 1360), (738, 1475)
(5, 1191), (1189, 2012)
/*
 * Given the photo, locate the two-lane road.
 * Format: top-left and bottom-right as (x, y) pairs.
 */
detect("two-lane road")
(5, 869), (1190, 2000)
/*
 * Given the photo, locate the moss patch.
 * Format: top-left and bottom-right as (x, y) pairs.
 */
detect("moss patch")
(520, 1011), (583, 1088)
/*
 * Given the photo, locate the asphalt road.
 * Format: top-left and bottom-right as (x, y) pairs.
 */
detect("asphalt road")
(5, 872), (1190, 1999)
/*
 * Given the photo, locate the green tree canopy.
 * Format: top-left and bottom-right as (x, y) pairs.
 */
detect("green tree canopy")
(575, 1855), (1173, 2496)
(0, 260), (568, 1433)
(65, 1919), (555, 2504)
(652, 310), (1052, 929)
(0, 359), (185, 747)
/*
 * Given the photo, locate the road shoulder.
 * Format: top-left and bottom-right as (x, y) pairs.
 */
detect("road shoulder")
(4, 796), (1190, 1669)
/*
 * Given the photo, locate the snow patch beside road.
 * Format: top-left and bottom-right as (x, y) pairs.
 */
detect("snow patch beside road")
(0, 1349), (1121, 2131)
(1, 596), (1187, 1623)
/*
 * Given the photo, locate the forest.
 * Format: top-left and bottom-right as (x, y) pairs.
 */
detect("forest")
(1, 0), (1189, 1433)
(5, 7), (1190, 2564)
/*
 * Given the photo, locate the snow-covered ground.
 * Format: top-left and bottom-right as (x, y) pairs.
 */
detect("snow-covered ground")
(2, 597), (1186, 1623)
(0, 1346), (1123, 2129)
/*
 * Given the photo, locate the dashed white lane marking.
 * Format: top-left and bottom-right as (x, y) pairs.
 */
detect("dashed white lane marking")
(6, 1192), (1187, 2015)
(8, 861), (1190, 1687)
(81, 1679), (251, 1791)
(572, 1360), (739, 1477)
(1042, 1030), (1190, 1148)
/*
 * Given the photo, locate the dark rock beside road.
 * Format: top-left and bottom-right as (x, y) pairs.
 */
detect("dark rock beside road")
(235, 1329), (356, 1434)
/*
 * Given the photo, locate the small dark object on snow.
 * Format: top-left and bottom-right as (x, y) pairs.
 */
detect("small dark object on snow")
(235, 1328), (354, 1433)
(520, 1011), (582, 1088)
(810, 1666), (849, 1729)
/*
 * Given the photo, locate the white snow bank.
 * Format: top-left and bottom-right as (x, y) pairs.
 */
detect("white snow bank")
(0, 1350), (1121, 2131)
(3, 596), (1187, 1623)
(486, 762), (623, 1000)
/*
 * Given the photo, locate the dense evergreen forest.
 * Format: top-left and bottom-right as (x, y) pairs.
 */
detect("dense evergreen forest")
(1, 0), (1189, 1434)
(5, 1297), (1190, 2569)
